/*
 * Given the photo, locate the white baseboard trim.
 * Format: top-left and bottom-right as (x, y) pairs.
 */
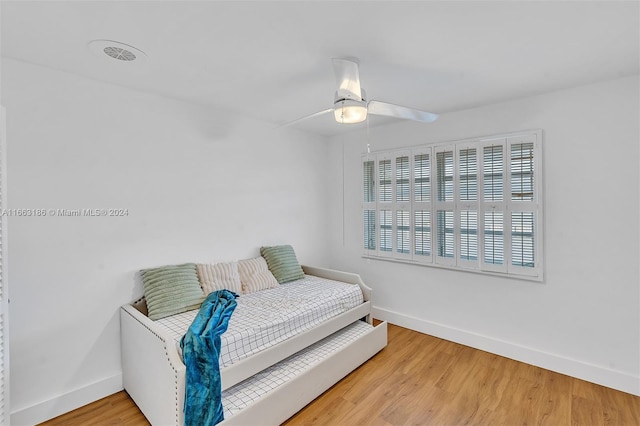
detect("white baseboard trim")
(10, 373), (123, 426)
(373, 306), (640, 397)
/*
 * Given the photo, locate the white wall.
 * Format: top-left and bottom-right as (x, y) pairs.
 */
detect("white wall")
(1, 58), (330, 424)
(327, 75), (640, 395)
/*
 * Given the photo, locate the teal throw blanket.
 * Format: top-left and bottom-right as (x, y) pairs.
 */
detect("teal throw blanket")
(180, 290), (238, 425)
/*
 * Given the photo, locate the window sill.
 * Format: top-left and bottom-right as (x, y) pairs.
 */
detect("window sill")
(361, 254), (544, 283)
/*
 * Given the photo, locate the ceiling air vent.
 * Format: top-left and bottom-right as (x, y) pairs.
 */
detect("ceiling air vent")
(88, 40), (147, 64)
(103, 46), (136, 61)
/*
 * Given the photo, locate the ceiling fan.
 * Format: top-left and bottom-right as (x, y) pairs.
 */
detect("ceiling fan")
(282, 58), (438, 127)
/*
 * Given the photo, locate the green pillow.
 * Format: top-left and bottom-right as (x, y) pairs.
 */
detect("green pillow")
(260, 245), (305, 284)
(141, 263), (205, 320)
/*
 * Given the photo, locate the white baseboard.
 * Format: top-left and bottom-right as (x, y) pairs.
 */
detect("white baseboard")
(373, 306), (640, 397)
(10, 373), (123, 425)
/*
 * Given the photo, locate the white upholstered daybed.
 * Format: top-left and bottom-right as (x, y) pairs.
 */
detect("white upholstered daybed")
(121, 265), (388, 425)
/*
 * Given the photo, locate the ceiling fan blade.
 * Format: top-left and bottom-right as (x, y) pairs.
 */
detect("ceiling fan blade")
(277, 109), (333, 128)
(368, 100), (438, 123)
(332, 58), (362, 101)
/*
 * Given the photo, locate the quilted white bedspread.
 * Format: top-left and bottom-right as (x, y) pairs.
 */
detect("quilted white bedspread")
(154, 275), (364, 367)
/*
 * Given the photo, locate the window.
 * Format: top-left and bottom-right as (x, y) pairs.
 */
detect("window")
(362, 130), (543, 281)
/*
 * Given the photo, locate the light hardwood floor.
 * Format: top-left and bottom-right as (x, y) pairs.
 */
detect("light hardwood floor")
(40, 323), (640, 425)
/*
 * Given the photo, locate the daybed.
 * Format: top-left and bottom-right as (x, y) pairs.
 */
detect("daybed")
(121, 264), (388, 425)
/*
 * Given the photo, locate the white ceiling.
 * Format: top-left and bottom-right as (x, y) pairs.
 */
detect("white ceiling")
(1, 1), (638, 136)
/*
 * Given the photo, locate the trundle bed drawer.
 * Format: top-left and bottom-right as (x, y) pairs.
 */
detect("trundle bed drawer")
(220, 320), (388, 425)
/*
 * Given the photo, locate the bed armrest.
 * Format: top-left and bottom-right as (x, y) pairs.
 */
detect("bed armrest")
(121, 304), (185, 425)
(301, 265), (372, 302)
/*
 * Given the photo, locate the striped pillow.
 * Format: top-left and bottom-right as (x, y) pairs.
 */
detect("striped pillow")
(141, 263), (205, 320)
(260, 245), (305, 284)
(196, 262), (242, 295)
(237, 257), (279, 294)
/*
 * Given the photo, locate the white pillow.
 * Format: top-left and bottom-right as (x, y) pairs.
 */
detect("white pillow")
(237, 257), (279, 294)
(196, 261), (242, 295)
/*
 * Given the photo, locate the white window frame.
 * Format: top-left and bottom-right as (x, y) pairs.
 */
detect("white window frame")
(362, 129), (544, 282)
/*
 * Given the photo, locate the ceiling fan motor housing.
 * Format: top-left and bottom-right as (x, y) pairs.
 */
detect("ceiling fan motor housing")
(334, 88), (367, 103)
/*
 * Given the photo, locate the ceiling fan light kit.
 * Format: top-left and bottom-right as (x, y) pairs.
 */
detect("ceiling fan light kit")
(334, 99), (368, 124)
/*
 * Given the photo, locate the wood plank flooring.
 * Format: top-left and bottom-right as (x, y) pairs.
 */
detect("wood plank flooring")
(40, 323), (640, 425)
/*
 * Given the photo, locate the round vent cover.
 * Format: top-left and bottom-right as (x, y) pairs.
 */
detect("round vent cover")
(88, 40), (146, 64)
(103, 46), (136, 61)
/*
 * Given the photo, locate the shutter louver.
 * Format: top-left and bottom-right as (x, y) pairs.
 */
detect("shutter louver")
(511, 142), (534, 201)
(512, 212), (535, 267)
(437, 210), (454, 258)
(414, 153), (430, 201)
(483, 145), (503, 201)
(379, 159), (391, 202)
(436, 151), (454, 202)
(484, 211), (504, 265)
(459, 148), (477, 201)
(396, 211), (410, 254)
(363, 210), (376, 250)
(460, 210), (478, 261)
(363, 161), (375, 203)
(380, 210), (392, 252)
(396, 156), (410, 202)
(414, 210), (431, 256)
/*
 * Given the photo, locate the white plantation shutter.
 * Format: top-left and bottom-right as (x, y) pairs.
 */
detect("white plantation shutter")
(507, 136), (540, 276)
(480, 141), (507, 272)
(458, 146), (479, 269)
(363, 160), (376, 252)
(378, 156), (393, 255)
(435, 147), (455, 265)
(363, 151), (415, 259)
(413, 148), (432, 262)
(394, 154), (411, 258)
(362, 130), (542, 281)
(0, 106), (8, 424)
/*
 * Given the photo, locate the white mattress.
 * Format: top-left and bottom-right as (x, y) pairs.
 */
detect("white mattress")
(222, 320), (373, 418)
(154, 275), (364, 367)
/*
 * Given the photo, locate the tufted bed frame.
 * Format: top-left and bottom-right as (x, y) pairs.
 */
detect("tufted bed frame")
(120, 265), (388, 425)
